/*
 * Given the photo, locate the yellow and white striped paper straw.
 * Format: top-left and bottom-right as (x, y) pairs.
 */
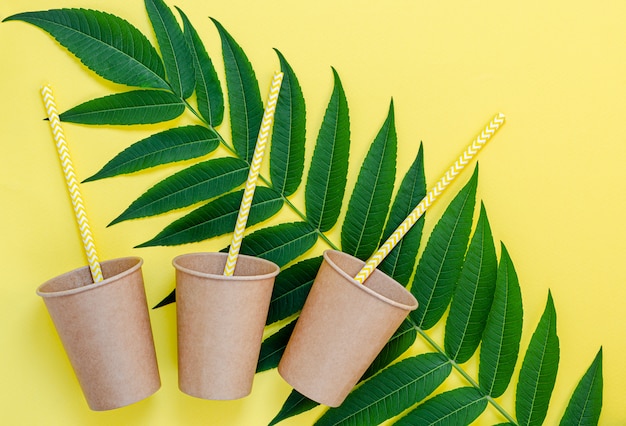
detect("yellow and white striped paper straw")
(224, 71), (284, 276)
(354, 112), (506, 284)
(41, 85), (104, 283)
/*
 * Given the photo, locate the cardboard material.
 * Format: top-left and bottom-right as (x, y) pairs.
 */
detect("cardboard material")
(36, 257), (160, 411)
(278, 250), (418, 407)
(174, 252), (279, 400)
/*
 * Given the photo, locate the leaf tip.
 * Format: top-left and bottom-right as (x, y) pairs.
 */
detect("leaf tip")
(209, 16), (223, 30)
(107, 215), (123, 227)
(152, 289), (176, 309)
(546, 288), (555, 306)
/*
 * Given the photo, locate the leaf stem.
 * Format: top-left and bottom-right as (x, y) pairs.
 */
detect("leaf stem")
(256, 174), (340, 251)
(181, 97), (237, 155)
(406, 316), (518, 425)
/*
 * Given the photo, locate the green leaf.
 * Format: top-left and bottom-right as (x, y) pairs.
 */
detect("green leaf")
(4, 9), (168, 89)
(305, 68), (350, 232)
(270, 49), (306, 197)
(176, 8), (223, 126)
(516, 291), (560, 426)
(393, 387), (487, 426)
(137, 186), (283, 247)
(361, 319), (417, 381)
(559, 348), (603, 426)
(269, 390), (319, 426)
(84, 125), (219, 181)
(256, 319), (296, 373)
(145, 0), (194, 98)
(314, 353), (451, 426)
(211, 18), (262, 162)
(110, 157), (249, 225)
(410, 166), (478, 329)
(378, 143), (426, 286)
(444, 202), (497, 363)
(341, 100), (397, 260)
(58, 90), (185, 125)
(234, 222), (318, 268)
(479, 243), (523, 398)
(266, 256), (323, 325)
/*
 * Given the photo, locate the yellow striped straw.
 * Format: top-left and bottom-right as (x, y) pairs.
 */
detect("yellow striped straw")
(354, 112), (506, 284)
(224, 71), (284, 276)
(41, 85), (104, 283)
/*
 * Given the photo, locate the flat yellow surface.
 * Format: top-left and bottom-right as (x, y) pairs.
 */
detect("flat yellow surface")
(1, 0), (624, 424)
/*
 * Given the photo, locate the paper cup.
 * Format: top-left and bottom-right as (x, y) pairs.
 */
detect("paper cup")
(278, 250), (418, 407)
(36, 257), (160, 411)
(174, 252), (279, 400)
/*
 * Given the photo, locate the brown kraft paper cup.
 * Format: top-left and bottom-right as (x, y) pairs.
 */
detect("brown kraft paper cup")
(36, 257), (161, 411)
(278, 249), (418, 407)
(174, 252), (280, 400)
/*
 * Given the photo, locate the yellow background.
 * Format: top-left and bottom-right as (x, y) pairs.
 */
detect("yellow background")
(1, 0), (624, 424)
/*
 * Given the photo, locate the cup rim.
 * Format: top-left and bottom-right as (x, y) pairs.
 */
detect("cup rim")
(36, 257), (144, 298)
(172, 252), (280, 281)
(323, 250), (418, 311)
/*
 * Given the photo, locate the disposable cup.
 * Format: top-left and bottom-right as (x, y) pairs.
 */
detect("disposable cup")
(36, 257), (160, 411)
(174, 252), (279, 400)
(278, 250), (418, 407)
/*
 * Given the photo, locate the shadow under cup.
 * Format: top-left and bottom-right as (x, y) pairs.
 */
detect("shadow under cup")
(174, 252), (279, 400)
(278, 249), (418, 407)
(36, 257), (161, 411)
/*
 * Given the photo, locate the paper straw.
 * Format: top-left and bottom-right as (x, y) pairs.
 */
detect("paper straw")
(41, 85), (104, 283)
(224, 71), (284, 276)
(354, 112), (506, 284)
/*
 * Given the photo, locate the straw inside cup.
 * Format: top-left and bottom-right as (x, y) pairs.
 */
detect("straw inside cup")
(223, 72), (284, 276)
(40, 84), (103, 284)
(278, 250), (417, 406)
(174, 252), (280, 400)
(35, 256), (160, 410)
(174, 252), (280, 281)
(322, 250), (417, 310)
(36, 257), (143, 297)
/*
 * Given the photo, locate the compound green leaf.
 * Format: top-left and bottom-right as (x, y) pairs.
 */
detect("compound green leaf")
(137, 186), (283, 247)
(4, 8), (168, 89)
(516, 291), (560, 426)
(378, 143), (426, 286)
(84, 125), (219, 181)
(444, 202), (497, 363)
(341, 100), (397, 260)
(410, 166), (478, 329)
(479, 243), (523, 398)
(176, 7), (223, 126)
(315, 353), (451, 426)
(58, 90), (184, 125)
(559, 348), (603, 426)
(145, 0), (194, 98)
(393, 387), (487, 426)
(270, 49), (306, 197)
(110, 157), (249, 225)
(211, 18), (262, 163)
(305, 69), (350, 232)
(266, 256), (323, 325)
